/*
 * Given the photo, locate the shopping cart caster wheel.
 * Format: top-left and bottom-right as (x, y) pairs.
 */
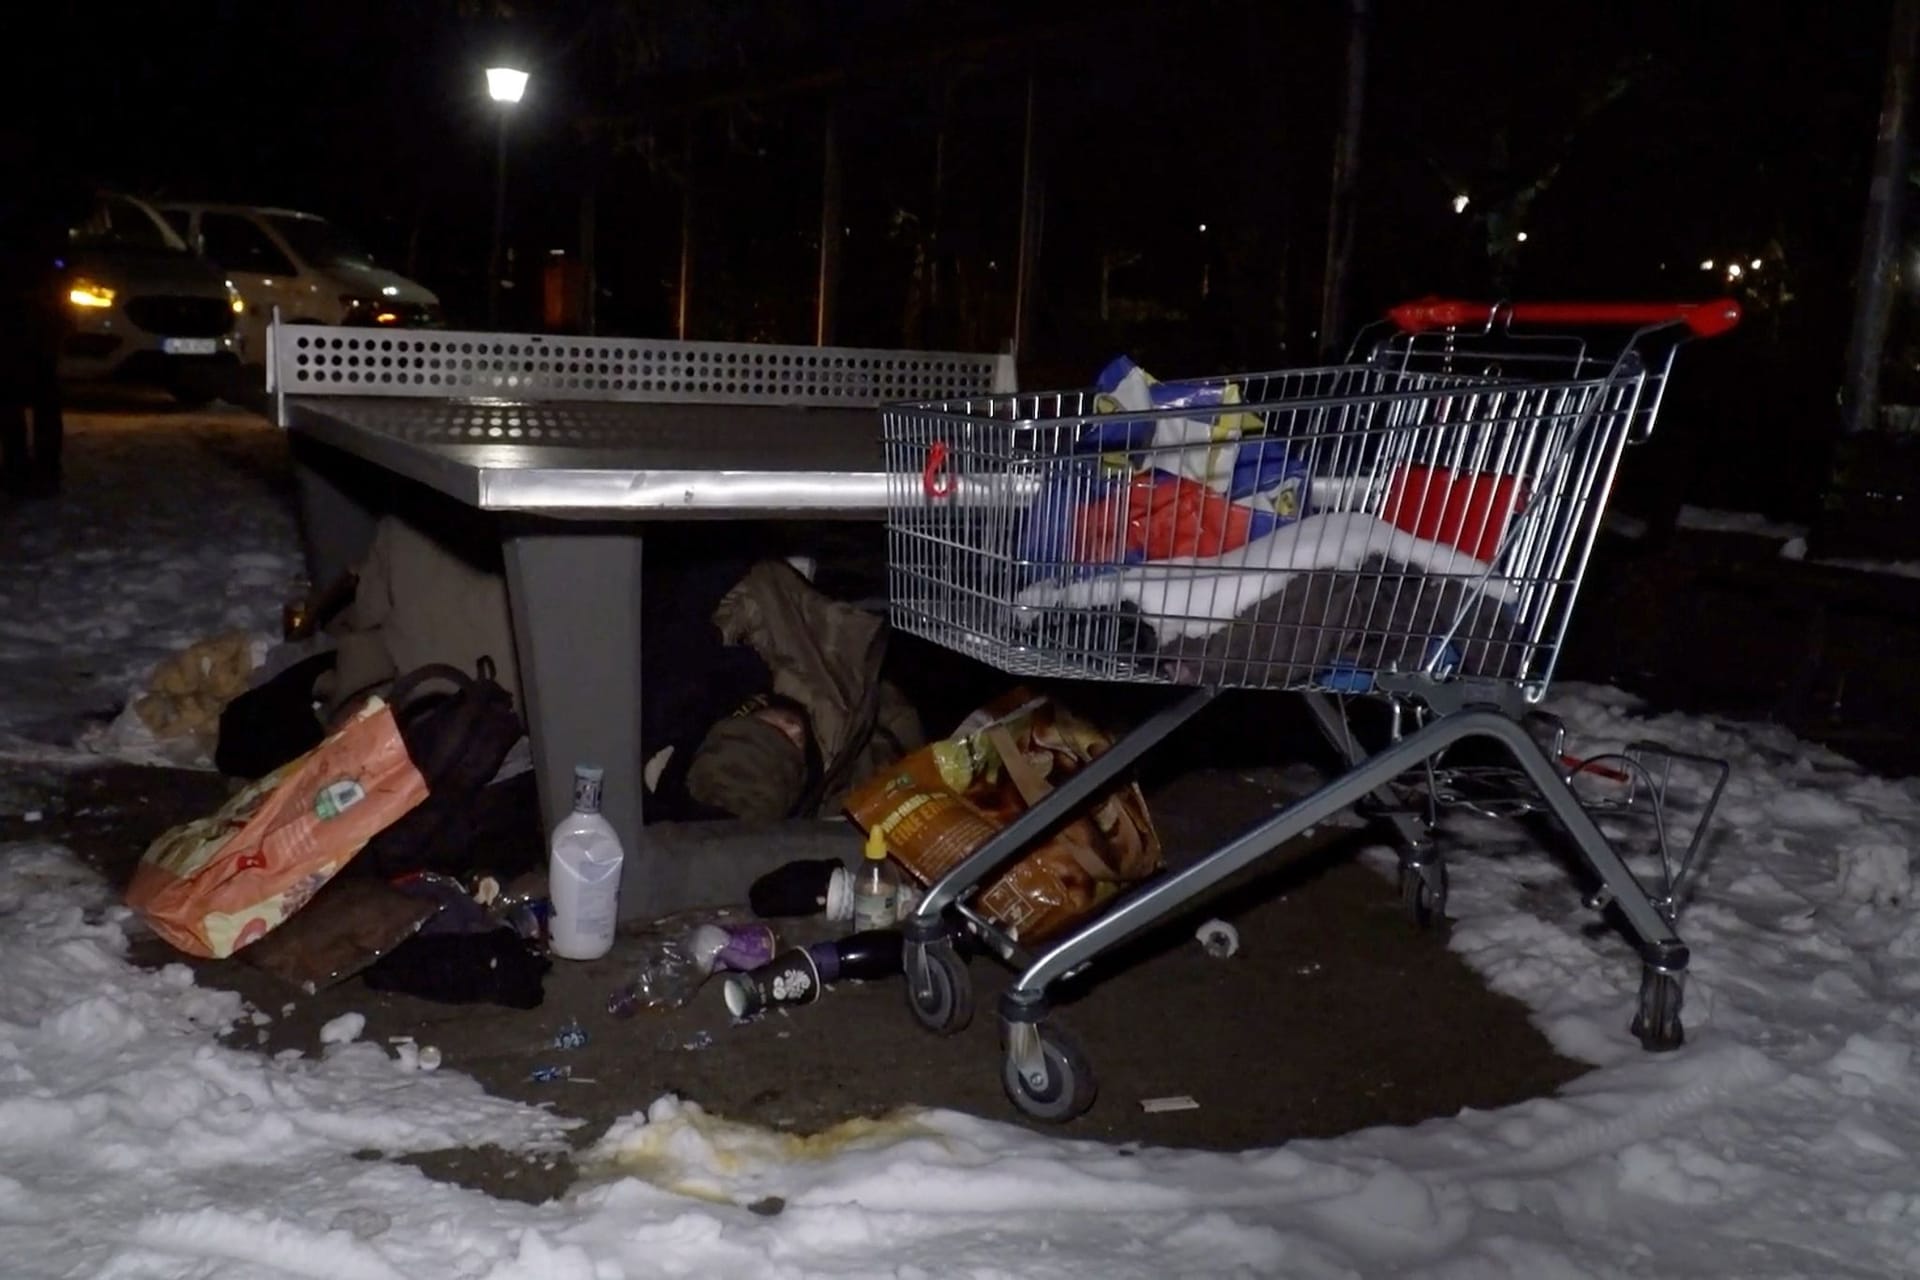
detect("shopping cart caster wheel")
(1399, 860), (1448, 929)
(1001, 1021), (1096, 1123)
(905, 940), (973, 1036)
(1630, 965), (1685, 1052)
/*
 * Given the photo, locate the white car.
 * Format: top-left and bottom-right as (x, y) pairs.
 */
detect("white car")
(58, 192), (244, 403)
(156, 203), (442, 361)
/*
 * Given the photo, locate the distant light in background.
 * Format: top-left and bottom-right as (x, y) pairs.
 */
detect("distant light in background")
(380, 284), (399, 295)
(1198, 223), (1208, 232)
(1517, 231), (1529, 243)
(68, 281), (115, 309)
(1750, 258), (1763, 270)
(1727, 262), (1744, 279)
(1700, 259), (1715, 271)
(486, 66), (529, 104)
(1452, 193), (1470, 214)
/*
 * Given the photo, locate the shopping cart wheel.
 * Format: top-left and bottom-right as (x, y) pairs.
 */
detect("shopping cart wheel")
(1399, 859), (1449, 929)
(905, 939), (973, 1035)
(1629, 964), (1685, 1052)
(1001, 1020), (1096, 1123)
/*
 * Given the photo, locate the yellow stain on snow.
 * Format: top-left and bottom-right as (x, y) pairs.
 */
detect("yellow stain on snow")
(588, 1105), (937, 1205)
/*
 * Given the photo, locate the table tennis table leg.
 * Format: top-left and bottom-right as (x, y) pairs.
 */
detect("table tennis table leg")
(502, 522), (654, 918)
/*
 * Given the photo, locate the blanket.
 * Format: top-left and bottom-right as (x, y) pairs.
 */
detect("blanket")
(1014, 512), (1514, 646)
(1014, 512), (1527, 690)
(1157, 552), (1528, 688)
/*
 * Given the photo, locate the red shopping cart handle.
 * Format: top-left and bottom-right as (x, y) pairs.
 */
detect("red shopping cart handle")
(1389, 297), (1742, 339)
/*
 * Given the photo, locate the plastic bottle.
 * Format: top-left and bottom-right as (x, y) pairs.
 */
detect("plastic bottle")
(852, 825), (901, 933)
(548, 765), (624, 960)
(606, 920), (779, 1016)
(812, 928), (905, 982)
(747, 858), (853, 921)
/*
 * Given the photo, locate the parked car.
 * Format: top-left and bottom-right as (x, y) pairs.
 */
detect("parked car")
(57, 192), (243, 404)
(156, 203), (441, 361)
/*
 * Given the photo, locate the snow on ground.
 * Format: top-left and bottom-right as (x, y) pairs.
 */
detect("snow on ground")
(0, 409), (300, 766)
(1645, 504), (1920, 581)
(1673, 504), (1810, 541)
(4, 412), (1920, 1276)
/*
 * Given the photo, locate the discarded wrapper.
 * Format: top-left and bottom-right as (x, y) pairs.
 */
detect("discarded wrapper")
(1139, 1095), (1201, 1113)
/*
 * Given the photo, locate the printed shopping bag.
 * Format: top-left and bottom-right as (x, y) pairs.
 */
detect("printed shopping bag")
(126, 700), (430, 959)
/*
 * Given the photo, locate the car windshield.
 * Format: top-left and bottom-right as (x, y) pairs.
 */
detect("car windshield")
(265, 214), (375, 269)
(69, 196), (188, 253)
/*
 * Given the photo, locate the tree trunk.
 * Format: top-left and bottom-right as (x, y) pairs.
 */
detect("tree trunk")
(1317, 0), (1369, 358)
(579, 183), (598, 336)
(815, 105), (842, 346)
(676, 126), (696, 341)
(1012, 63), (1041, 363)
(1841, 0), (1920, 436)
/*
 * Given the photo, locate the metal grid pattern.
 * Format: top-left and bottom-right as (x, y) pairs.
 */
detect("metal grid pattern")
(268, 322), (1009, 407)
(886, 331), (1672, 701)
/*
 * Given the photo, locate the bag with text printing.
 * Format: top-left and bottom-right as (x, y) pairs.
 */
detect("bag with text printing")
(126, 700), (430, 959)
(845, 689), (1160, 944)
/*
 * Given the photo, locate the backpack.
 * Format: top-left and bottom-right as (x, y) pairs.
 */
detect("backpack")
(214, 650), (336, 780)
(358, 658), (536, 879)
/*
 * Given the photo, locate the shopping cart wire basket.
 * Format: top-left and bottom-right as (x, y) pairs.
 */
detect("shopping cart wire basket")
(883, 297), (1741, 1121)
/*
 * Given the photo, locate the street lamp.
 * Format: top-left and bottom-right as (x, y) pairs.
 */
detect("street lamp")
(485, 65), (529, 327)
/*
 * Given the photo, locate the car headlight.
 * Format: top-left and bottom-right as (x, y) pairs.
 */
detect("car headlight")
(68, 279), (116, 309)
(225, 280), (245, 315)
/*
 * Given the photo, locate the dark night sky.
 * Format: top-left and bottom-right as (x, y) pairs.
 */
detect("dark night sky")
(17, 0), (1897, 387)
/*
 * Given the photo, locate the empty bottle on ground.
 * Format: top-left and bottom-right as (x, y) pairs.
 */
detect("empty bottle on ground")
(548, 765), (624, 960)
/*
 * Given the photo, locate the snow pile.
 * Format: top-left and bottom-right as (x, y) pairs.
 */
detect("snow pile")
(0, 841), (575, 1278)
(1673, 504), (1809, 540)
(0, 412), (301, 759)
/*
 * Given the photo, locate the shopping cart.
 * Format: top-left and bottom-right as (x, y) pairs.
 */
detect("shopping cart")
(882, 298), (1741, 1121)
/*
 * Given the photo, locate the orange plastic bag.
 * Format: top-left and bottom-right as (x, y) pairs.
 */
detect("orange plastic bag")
(127, 701), (430, 959)
(846, 690), (1161, 944)
(1072, 471), (1274, 564)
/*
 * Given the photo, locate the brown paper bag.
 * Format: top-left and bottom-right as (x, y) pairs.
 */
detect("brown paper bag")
(846, 690), (1160, 943)
(127, 701), (430, 959)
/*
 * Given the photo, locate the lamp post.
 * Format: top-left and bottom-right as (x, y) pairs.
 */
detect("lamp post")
(485, 65), (529, 328)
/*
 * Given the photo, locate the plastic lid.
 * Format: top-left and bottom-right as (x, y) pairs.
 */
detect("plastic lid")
(863, 825), (887, 860)
(574, 765), (605, 782)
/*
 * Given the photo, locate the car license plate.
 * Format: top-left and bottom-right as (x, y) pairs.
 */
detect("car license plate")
(162, 337), (219, 356)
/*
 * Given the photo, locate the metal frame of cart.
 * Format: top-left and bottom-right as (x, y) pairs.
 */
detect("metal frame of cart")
(883, 297), (1742, 1121)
